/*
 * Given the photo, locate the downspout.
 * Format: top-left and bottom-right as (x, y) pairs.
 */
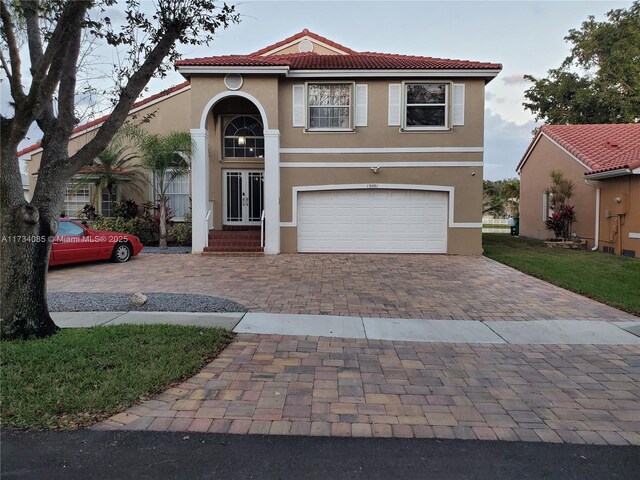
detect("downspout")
(584, 178), (600, 251)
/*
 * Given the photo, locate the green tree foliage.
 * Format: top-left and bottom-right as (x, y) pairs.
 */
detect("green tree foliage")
(483, 178), (520, 218)
(75, 130), (145, 206)
(524, 1), (640, 124)
(544, 171), (576, 239)
(137, 131), (193, 248)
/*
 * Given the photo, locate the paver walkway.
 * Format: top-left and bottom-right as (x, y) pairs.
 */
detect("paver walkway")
(48, 254), (635, 321)
(98, 333), (640, 446)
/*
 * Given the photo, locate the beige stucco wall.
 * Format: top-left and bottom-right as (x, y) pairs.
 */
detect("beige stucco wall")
(519, 135), (596, 246)
(26, 87), (193, 213)
(278, 78), (485, 149)
(278, 166), (483, 254)
(187, 73), (487, 254)
(597, 175), (639, 256)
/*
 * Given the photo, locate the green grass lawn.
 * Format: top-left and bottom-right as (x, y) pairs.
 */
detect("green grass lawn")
(483, 234), (640, 316)
(1, 324), (233, 430)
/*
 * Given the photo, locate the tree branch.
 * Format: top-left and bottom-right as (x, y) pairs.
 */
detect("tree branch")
(0, 0), (25, 103)
(55, 23), (81, 137)
(68, 21), (185, 169)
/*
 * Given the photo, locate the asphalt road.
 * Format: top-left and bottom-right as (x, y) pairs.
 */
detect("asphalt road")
(2, 430), (638, 479)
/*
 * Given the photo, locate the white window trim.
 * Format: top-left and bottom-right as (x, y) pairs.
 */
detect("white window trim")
(220, 114), (265, 161)
(402, 81), (450, 131)
(305, 81), (355, 132)
(99, 186), (119, 218)
(64, 182), (92, 219)
(156, 168), (191, 222)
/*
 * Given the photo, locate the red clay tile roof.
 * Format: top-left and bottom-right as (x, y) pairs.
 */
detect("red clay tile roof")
(18, 81), (191, 158)
(176, 29), (501, 71)
(176, 51), (501, 70)
(518, 124), (640, 175)
(250, 28), (357, 56)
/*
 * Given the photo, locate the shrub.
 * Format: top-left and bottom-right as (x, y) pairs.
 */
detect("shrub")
(173, 212), (192, 246)
(545, 204), (576, 240)
(77, 204), (97, 221)
(113, 199), (140, 220)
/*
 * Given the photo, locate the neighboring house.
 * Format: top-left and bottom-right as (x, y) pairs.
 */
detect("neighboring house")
(20, 29), (502, 254)
(517, 124), (640, 257)
(19, 82), (192, 221)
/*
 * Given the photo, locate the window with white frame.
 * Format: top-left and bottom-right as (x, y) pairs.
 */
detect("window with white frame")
(161, 170), (190, 220)
(101, 187), (118, 218)
(63, 183), (91, 218)
(307, 83), (352, 130)
(223, 115), (264, 159)
(404, 83), (448, 129)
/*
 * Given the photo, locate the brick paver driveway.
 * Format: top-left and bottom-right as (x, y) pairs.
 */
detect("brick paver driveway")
(49, 253), (635, 321)
(99, 334), (640, 446)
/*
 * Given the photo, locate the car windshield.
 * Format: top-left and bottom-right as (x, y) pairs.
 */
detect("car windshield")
(57, 221), (85, 236)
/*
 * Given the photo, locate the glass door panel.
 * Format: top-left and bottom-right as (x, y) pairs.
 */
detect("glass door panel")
(224, 170), (264, 225)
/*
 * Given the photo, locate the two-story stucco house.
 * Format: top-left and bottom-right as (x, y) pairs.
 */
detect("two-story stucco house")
(22, 29), (501, 255)
(179, 29), (501, 255)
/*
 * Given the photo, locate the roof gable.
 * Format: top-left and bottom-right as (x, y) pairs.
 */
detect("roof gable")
(250, 29), (356, 56)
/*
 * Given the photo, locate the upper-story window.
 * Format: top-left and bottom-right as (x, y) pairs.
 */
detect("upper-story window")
(404, 83), (448, 130)
(307, 83), (352, 130)
(223, 115), (264, 158)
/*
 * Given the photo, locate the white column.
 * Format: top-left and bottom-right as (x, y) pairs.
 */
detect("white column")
(190, 128), (209, 253)
(263, 129), (281, 254)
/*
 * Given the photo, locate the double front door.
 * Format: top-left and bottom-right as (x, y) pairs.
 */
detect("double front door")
(223, 170), (264, 225)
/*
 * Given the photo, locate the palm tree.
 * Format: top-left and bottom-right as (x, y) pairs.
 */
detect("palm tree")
(76, 134), (144, 215)
(482, 181), (504, 217)
(501, 179), (520, 217)
(138, 131), (193, 248)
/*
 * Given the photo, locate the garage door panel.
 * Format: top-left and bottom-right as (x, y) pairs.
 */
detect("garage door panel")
(297, 189), (448, 253)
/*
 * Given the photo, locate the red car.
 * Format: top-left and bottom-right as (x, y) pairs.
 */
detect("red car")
(49, 218), (144, 266)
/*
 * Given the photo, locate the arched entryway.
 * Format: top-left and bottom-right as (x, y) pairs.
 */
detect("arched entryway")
(190, 92), (280, 254)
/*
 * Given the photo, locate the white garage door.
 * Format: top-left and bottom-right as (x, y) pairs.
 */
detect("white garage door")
(297, 189), (448, 253)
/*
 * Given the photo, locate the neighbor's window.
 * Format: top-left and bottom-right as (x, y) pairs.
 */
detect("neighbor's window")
(162, 169), (190, 220)
(307, 83), (352, 130)
(404, 83), (448, 129)
(223, 115), (264, 158)
(63, 183), (91, 218)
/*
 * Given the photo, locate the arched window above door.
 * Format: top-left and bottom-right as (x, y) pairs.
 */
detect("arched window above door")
(223, 115), (264, 159)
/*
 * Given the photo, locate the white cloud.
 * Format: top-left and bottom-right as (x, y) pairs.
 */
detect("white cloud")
(501, 73), (528, 85)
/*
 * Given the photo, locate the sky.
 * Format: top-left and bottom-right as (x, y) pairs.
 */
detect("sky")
(7, 0), (634, 180)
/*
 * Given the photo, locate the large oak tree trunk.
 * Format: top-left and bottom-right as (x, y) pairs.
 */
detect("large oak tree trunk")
(0, 208), (59, 338)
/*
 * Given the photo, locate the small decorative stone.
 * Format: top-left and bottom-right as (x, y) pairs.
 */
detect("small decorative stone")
(131, 292), (148, 306)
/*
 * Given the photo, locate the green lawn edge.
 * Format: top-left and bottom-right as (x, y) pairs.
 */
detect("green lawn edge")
(1, 324), (234, 430)
(483, 234), (640, 316)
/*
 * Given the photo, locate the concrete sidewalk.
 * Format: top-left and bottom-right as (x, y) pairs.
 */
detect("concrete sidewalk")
(52, 311), (640, 345)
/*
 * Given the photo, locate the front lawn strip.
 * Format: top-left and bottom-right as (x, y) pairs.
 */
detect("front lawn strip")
(483, 234), (640, 316)
(1, 324), (233, 430)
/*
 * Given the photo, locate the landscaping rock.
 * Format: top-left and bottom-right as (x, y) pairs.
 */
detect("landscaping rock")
(131, 293), (148, 306)
(48, 292), (248, 313)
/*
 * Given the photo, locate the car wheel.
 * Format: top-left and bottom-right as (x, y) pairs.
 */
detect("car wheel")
(112, 242), (132, 263)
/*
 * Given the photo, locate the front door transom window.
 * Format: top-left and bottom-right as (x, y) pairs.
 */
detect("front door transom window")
(223, 115), (264, 158)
